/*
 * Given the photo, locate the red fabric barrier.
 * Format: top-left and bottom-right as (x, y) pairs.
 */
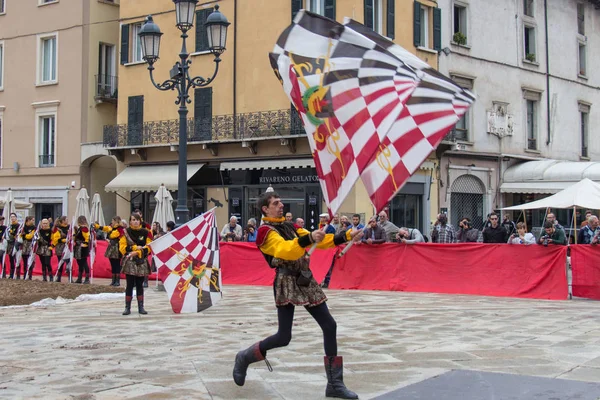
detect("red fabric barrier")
(219, 242), (337, 286)
(329, 243), (568, 300)
(570, 245), (600, 300)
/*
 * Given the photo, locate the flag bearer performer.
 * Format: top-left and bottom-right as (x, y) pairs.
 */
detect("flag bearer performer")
(21, 216), (36, 280)
(0, 216), (7, 278)
(95, 216), (124, 286)
(36, 219), (53, 282)
(119, 214), (152, 315)
(7, 213), (20, 279)
(73, 216), (91, 284)
(52, 216), (69, 282)
(232, 191), (363, 400)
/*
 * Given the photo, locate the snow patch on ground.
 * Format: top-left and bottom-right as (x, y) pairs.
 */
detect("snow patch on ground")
(1, 293), (125, 309)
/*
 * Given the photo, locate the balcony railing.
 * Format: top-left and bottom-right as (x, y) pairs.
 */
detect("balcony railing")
(103, 108), (305, 148)
(39, 154), (55, 167)
(443, 128), (469, 143)
(95, 74), (118, 102)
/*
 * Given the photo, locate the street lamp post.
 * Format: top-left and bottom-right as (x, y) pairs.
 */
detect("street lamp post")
(139, 0), (229, 225)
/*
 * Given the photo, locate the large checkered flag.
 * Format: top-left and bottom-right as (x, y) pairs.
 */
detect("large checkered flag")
(270, 10), (421, 215)
(342, 19), (476, 212)
(148, 208), (221, 314)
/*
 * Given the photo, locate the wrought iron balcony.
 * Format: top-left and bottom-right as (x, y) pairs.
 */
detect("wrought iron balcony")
(103, 108), (305, 148)
(443, 128), (469, 143)
(39, 154), (55, 167)
(95, 74), (118, 103)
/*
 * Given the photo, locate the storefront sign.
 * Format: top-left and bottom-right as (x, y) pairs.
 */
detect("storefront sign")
(258, 175), (319, 184)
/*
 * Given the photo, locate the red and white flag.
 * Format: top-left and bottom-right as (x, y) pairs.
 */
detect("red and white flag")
(148, 209), (221, 314)
(270, 10), (420, 215)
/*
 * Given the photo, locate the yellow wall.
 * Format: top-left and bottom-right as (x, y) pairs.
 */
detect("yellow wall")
(116, 0), (443, 224)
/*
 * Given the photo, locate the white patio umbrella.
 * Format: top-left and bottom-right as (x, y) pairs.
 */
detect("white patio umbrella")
(1, 189), (15, 222)
(90, 193), (106, 226)
(75, 187), (91, 223)
(152, 184), (175, 231)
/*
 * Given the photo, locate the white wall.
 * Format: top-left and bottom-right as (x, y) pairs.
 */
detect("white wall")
(438, 0), (600, 161)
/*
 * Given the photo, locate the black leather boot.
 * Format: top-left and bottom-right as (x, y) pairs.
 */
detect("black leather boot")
(75, 268), (82, 284)
(137, 295), (148, 314)
(123, 296), (132, 315)
(110, 274), (116, 286)
(324, 356), (358, 399)
(233, 342), (271, 386)
(28, 267), (34, 280)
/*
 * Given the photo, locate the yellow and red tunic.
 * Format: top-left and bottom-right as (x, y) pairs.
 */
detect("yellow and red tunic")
(51, 224), (69, 257)
(119, 226), (152, 276)
(256, 216), (351, 307)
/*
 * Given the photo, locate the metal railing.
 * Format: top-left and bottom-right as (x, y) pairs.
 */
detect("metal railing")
(95, 74), (118, 101)
(103, 108), (305, 148)
(39, 154), (55, 167)
(443, 128), (469, 143)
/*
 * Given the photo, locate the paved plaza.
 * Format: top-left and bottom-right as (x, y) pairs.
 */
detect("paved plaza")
(1, 283), (600, 399)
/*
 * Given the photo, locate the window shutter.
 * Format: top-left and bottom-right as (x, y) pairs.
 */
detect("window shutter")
(324, 0), (336, 20)
(364, 0), (374, 29)
(195, 8), (213, 52)
(127, 96), (144, 146)
(386, 0), (395, 39)
(413, 1), (421, 47)
(292, 0), (302, 21)
(194, 88), (213, 140)
(120, 24), (129, 65)
(433, 7), (442, 51)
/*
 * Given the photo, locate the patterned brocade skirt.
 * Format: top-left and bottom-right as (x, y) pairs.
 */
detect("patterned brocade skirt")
(273, 265), (327, 308)
(121, 257), (150, 277)
(36, 244), (52, 257)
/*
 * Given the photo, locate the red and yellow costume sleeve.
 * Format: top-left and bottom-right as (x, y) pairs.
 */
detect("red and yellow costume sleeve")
(80, 227), (90, 247)
(51, 228), (61, 247)
(108, 226), (123, 240)
(24, 228), (35, 240)
(118, 232), (152, 258)
(256, 219), (351, 261)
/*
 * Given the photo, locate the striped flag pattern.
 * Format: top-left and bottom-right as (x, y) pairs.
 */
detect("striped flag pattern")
(148, 209), (221, 314)
(270, 12), (475, 215)
(343, 19), (475, 212)
(270, 10), (420, 215)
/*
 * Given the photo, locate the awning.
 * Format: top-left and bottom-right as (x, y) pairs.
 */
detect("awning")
(220, 159), (315, 171)
(500, 182), (575, 194)
(501, 160), (600, 194)
(105, 164), (204, 192)
(220, 158), (434, 171)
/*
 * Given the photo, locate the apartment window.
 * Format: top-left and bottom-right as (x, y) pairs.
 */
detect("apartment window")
(364, 0), (382, 34)
(39, 0), (59, 5)
(39, 115), (56, 167)
(38, 33), (58, 84)
(451, 75), (474, 141)
(98, 43), (115, 97)
(193, 87), (212, 140)
(120, 23), (142, 64)
(0, 0), (5, 14)
(453, 3), (467, 45)
(195, 8), (213, 52)
(307, 0), (335, 20)
(525, 100), (537, 150)
(127, 95), (144, 146)
(414, 2), (441, 51)
(0, 41), (4, 90)
(524, 0), (534, 17)
(579, 103), (590, 158)
(524, 26), (536, 62)
(578, 42), (586, 77)
(577, 3), (585, 35)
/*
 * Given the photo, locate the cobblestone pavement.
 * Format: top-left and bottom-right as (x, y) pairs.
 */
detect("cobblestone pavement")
(1, 283), (599, 399)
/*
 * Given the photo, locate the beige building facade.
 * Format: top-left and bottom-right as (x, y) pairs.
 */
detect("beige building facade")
(0, 0), (119, 221)
(107, 0), (443, 232)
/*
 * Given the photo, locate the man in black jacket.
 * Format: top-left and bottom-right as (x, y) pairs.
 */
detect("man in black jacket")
(482, 213), (509, 243)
